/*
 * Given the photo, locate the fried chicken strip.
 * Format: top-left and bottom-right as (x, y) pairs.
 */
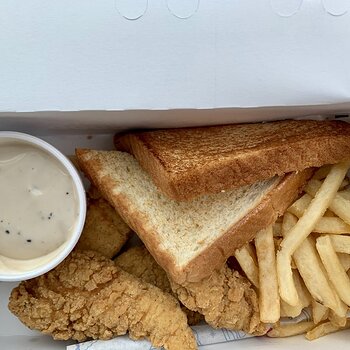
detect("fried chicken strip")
(115, 246), (203, 325)
(76, 196), (131, 259)
(8, 250), (196, 350)
(170, 265), (266, 335)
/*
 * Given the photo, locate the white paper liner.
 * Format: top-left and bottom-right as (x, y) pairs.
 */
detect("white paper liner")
(67, 309), (313, 350)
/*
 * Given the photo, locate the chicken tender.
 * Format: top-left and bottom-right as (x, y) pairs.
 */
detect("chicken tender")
(115, 246), (203, 325)
(76, 197), (131, 258)
(8, 250), (197, 350)
(170, 265), (266, 335)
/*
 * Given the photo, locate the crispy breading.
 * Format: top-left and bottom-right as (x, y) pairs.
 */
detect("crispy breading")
(76, 197), (131, 258)
(8, 250), (197, 350)
(115, 246), (203, 325)
(170, 265), (266, 335)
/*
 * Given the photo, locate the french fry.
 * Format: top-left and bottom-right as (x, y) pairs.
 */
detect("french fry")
(288, 195), (350, 233)
(278, 162), (350, 306)
(330, 235), (350, 254)
(255, 226), (280, 323)
(305, 320), (350, 341)
(279, 213), (343, 314)
(280, 300), (302, 318)
(316, 235), (350, 306)
(294, 236), (346, 315)
(267, 322), (314, 338)
(244, 242), (258, 264)
(312, 217), (350, 234)
(234, 243), (259, 288)
(277, 252), (298, 305)
(279, 270), (309, 318)
(329, 309), (347, 327)
(281, 212), (297, 237)
(305, 178), (350, 225)
(280, 303), (287, 318)
(311, 300), (329, 324)
(287, 193), (312, 218)
(294, 270), (311, 308)
(338, 253), (350, 271)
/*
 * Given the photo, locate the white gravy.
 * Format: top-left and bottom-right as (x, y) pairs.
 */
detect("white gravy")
(0, 142), (78, 259)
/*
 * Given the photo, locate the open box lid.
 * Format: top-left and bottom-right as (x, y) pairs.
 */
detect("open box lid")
(1, 2), (350, 349)
(1, 0), (350, 132)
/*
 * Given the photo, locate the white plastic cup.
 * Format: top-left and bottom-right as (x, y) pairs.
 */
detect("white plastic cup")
(0, 131), (86, 281)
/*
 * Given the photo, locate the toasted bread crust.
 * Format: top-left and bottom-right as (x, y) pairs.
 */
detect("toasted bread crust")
(76, 148), (312, 283)
(115, 120), (350, 201)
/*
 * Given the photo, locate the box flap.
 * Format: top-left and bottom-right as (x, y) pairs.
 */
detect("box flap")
(1, 0), (350, 113)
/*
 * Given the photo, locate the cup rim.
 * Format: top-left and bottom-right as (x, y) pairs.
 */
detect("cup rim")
(0, 131), (86, 282)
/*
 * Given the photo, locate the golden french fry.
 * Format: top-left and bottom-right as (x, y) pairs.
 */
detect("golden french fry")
(294, 270), (311, 308)
(278, 213), (304, 306)
(279, 300), (301, 318)
(305, 320), (350, 341)
(279, 213), (342, 313)
(281, 212), (297, 237)
(305, 178), (350, 225)
(288, 195), (350, 233)
(312, 217), (350, 234)
(267, 322), (314, 338)
(338, 253), (350, 271)
(234, 243), (259, 288)
(239, 241), (258, 266)
(287, 193), (312, 218)
(294, 237), (345, 315)
(280, 269), (310, 318)
(278, 162), (350, 306)
(329, 309), (347, 327)
(311, 300), (329, 324)
(330, 235), (350, 254)
(280, 303), (287, 318)
(277, 251), (298, 305)
(316, 235), (350, 306)
(255, 226), (280, 323)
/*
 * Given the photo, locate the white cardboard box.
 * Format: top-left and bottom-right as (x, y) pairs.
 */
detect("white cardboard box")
(1, 0), (350, 129)
(1, 1), (350, 349)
